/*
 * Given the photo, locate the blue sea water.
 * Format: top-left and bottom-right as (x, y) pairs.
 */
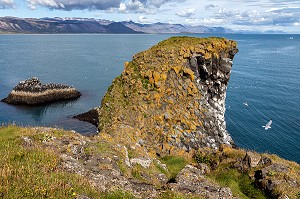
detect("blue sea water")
(0, 34), (299, 163)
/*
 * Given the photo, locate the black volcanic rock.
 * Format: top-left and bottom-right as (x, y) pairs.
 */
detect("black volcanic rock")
(1, 77), (81, 105)
(73, 108), (99, 126)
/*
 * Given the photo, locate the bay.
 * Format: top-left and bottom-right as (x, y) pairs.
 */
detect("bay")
(0, 34), (299, 163)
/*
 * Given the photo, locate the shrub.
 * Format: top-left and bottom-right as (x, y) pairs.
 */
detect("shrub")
(193, 152), (211, 164)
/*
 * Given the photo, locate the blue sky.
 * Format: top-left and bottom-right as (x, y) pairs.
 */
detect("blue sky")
(0, 0), (300, 33)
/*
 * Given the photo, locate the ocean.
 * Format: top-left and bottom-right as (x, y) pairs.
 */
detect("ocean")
(0, 34), (299, 163)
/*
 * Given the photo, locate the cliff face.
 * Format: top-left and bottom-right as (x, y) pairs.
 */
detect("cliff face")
(97, 37), (238, 156)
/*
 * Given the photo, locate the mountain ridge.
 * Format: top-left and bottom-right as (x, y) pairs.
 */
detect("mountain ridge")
(0, 16), (234, 34)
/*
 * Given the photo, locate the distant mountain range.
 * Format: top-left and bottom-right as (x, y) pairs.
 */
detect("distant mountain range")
(0, 17), (234, 34)
(0, 17), (285, 34)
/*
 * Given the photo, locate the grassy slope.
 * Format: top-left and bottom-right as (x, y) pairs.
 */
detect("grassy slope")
(0, 125), (139, 199)
(0, 126), (101, 198)
(0, 126), (299, 199)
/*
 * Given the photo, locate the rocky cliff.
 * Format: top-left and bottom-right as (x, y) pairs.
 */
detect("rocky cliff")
(79, 36), (238, 157)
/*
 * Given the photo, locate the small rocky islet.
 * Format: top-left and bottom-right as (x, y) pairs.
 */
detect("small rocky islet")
(1, 37), (299, 198)
(1, 77), (81, 105)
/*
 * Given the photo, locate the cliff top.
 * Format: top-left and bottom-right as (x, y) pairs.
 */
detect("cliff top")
(131, 36), (237, 73)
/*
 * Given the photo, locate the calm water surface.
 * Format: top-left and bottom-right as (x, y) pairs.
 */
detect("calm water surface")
(0, 34), (299, 163)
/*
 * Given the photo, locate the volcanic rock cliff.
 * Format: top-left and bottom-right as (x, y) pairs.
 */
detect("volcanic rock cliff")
(78, 36), (238, 156)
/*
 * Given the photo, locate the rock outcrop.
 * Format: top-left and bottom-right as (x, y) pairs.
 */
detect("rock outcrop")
(73, 108), (99, 126)
(168, 165), (235, 199)
(1, 77), (81, 105)
(77, 36), (238, 157)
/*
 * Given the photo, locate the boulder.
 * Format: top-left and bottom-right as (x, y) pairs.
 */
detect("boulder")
(73, 108), (100, 126)
(169, 165), (234, 199)
(234, 151), (262, 172)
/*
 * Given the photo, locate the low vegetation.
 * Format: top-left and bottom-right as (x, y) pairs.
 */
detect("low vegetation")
(0, 125), (101, 198)
(0, 125), (299, 198)
(158, 190), (202, 199)
(160, 156), (187, 181)
(208, 169), (265, 199)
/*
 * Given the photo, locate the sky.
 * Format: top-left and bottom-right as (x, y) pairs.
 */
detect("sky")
(0, 0), (300, 33)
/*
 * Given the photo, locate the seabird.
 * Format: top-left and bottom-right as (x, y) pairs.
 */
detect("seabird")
(262, 120), (272, 130)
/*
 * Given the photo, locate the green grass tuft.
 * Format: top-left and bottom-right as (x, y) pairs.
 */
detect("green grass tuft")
(102, 189), (137, 199)
(158, 190), (203, 199)
(208, 168), (265, 199)
(193, 152), (211, 164)
(160, 156), (187, 181)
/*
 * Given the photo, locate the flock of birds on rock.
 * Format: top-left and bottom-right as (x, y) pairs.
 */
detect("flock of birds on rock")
(13, 77), (73, 93)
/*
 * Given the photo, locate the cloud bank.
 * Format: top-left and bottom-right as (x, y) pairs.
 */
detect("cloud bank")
(213, 7), (300, 27)
(0, 0), (15, 9)
(25, 0), (183, 12)
(26, 0), (122, 10)
(176, 8), (196, 18)
(116, 0), (184, 14)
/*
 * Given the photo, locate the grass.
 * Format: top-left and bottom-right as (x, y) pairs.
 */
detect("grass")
(193, 151), (211, 165)
(207, 168), (265, 199)
(160, 156), (187, 181)
(0, 125), (101, 198)
(102, 190), (137, 199)
(84, 140), (116, 157)
(131, 164), (142, 179)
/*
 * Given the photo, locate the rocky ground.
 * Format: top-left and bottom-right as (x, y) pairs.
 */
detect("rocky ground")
(1, 125), (299, 198)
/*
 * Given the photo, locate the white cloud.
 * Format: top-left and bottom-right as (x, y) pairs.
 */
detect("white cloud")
(185, 18), (225, 26)
(176, 8), (196, 18)
(112, 0), (184, 14)
(27, 0), (64, 10)
(118, 2), (127, 13)
(216, 8), (240, 18)
(0, 0), (15, 9)
(205, 4), (217, 10)
(138, 15), (149, 23)
(26, 0), (122, 11)
(207, 6), (300, 28)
